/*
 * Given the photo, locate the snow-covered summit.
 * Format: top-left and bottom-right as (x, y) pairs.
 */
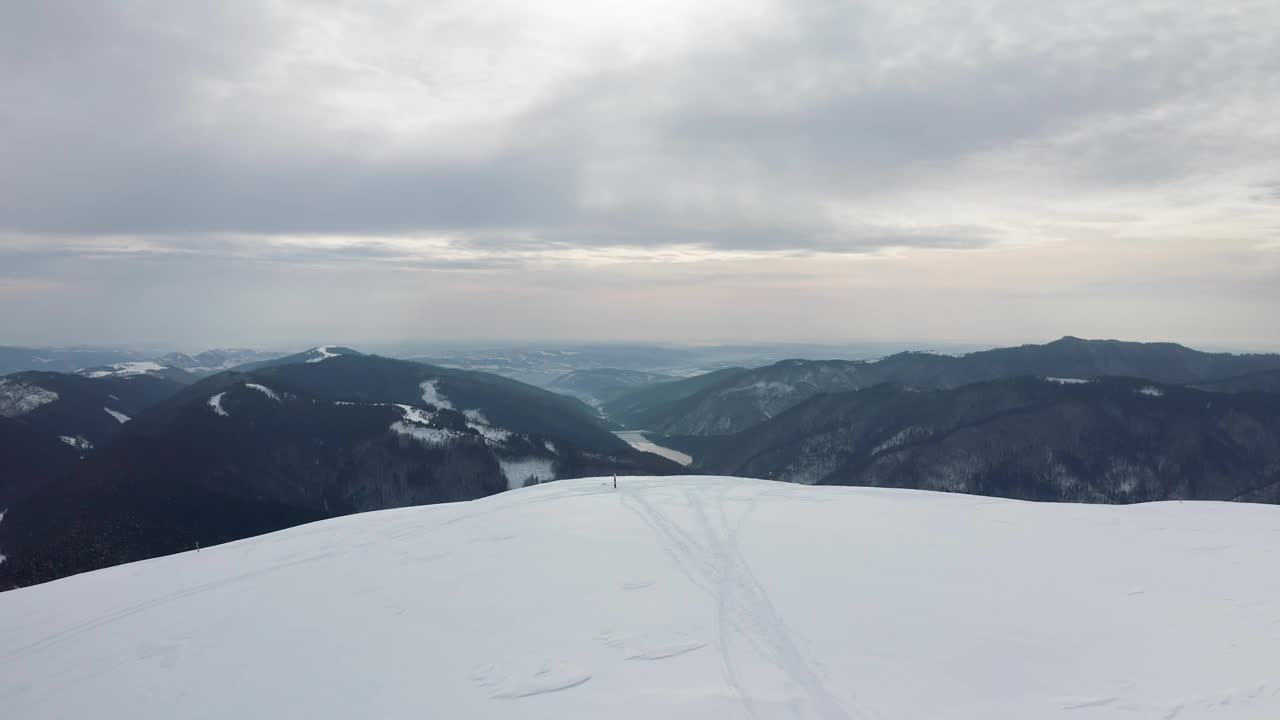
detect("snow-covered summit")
(303, 346), (352, 363)
(1, 477), (1276, 719)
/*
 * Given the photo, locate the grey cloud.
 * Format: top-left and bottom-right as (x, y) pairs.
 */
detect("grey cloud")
(1, 0), (1277, 258)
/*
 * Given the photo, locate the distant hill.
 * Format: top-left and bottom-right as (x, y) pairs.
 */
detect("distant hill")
(548, 368), (675, 406)
(0, 370), (186, 506)
(600, 367), (750, 428)
(157, 348), (286, 376)
(0, 346), (149, 375)
(0, 346), (286, 378)
(0, 352), (681, 586)
(75, 361), (197, 384)
(612, 337), (1280, 436)
(682, 377), (1280, 504)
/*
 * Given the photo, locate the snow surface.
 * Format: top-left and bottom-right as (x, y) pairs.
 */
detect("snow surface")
(1046, 377), (1091, 385)
(58, 435), (93, 451)
(244, 383), (282, 402)
(103, 407), (131, 424)
(1139, 386), (1165, 397)
(304, 346), (340, 363)
(2, 477), (1278, 720)
(0, 380), (58, 417)
(615, 431), (693, 466)
(82, 361), (168, 378)
(207, 393), (228, 417)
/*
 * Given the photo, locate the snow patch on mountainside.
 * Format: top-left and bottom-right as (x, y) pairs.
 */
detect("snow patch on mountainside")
(1046, 377), (1091, 385)
(1139, 385), (1165, 397)
(393, 404), (435, 426)
(305, 346), (339, 363)
(207, 393), (228, 417)
(497, 456), (556, 489)
(244, 383), (281, 402)
(1, 477), (1276, 720)
(420, 379), (454, 410)
(58, 435), (93, 451)
(390, 422), (463, 447)
(0, 380), (58, 417)
(103, 407), (130, 423)
(464, 409), (514, 443)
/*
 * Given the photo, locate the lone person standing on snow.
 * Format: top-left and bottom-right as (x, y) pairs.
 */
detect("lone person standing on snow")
(613, 473), (617, 489)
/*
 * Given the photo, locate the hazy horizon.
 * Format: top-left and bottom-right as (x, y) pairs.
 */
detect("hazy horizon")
(3, 1), (1278, 349)
(5, 334), (1280, 359)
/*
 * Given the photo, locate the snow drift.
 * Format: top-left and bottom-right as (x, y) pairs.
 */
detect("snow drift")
(1, 476), (1276, 719)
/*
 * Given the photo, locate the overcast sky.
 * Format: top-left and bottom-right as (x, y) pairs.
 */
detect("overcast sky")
(2, 0), (1278, 351)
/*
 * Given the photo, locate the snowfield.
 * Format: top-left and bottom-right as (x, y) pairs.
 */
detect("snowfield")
(1, 477), (1277, 720)
(81, 361), (169, 378)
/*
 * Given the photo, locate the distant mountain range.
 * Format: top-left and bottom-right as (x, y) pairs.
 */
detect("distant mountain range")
(606, 337), (1280, 435)
(0, 345), (285, 380)
(0, 350), (679, 587)
(407, 343), (888, 387)
(548, 368), (676, 406)
(155, 348), (286, 375)
(675, 377), (1280, 504)
(4, 335), (1280, 590)
(0, 346), (151, 375)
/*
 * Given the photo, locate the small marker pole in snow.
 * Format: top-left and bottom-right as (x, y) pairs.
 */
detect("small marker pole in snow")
(613, 474), (617, 490)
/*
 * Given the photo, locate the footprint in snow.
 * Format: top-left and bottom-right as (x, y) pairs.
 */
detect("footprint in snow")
(471, 660), (592, 700)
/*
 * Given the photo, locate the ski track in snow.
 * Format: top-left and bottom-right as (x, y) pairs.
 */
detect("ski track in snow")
(0, 551), (338, 667)
(621, 483), (860, 720)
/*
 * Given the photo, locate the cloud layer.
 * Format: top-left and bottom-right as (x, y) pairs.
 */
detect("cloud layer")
(2, 0), (1278, 348)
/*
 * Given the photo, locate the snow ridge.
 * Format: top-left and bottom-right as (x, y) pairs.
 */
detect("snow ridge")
(103, 407), (130, 424)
